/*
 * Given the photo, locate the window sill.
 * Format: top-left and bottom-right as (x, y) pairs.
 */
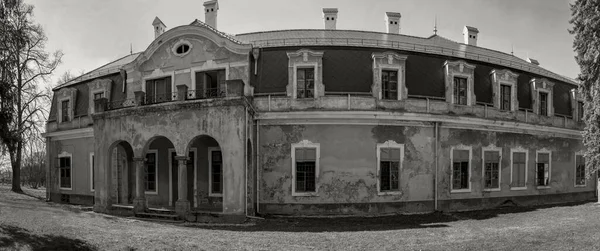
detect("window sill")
(145, 191), (158, 195)
(574, 184), (587, 188)
(510, 187), (527, 191)
(292, 191), (319, 197)
(483, 188), (501, 192)
(378, 191), (402, 196)
(536, 186), (550, 189)
(450, 189), (471, 193)
(209, 193), (223, 197)
(59, 187), (72, 191)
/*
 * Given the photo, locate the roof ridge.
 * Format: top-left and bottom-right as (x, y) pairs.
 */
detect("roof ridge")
(54, 52), (141, 90)
(190, 19), (244, 45)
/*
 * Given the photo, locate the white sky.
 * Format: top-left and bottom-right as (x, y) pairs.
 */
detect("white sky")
(26, 0), (579, 87)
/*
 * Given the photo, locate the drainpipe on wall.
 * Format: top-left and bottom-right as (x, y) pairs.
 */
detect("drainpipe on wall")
(434, 121), (440, 211)
(245, 106), (248, 217)
(256, 119), (260, 215)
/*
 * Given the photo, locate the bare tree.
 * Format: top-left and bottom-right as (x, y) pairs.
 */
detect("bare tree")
(0, 0), (62, 193)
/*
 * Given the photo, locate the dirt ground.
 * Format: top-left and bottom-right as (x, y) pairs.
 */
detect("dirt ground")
(1, 185), (600, 250)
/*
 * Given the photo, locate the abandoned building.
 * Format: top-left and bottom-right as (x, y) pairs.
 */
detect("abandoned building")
(44, 1), (594, 222)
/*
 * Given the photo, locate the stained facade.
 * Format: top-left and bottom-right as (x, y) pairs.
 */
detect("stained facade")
(44, 3), (594, 221)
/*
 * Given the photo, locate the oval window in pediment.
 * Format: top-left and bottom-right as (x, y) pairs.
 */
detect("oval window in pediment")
(172, 39), (193, 57)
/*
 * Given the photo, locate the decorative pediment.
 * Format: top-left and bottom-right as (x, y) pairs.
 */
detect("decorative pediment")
(444, 60), (476, 74)
(371, 51), (408, 65)
(286, 49), (324, 64)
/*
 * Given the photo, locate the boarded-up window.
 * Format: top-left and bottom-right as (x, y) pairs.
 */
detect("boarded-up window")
(512, 152), (526, 188)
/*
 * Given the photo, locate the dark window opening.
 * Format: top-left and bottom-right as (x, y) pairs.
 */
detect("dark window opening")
(94, 92), (104, 100)
(453, 77), (468, 105)
(297, 68), (315, 98)
(484, 151), (500, 189)
(194, 69), (226, 99)
(578, 101), (584, 120)
(539, 92), (548, 116)
(295, 148), (316, 193)
(91, 154), (95, 190)
(390, 21), (393, 24)
(61, 100), (70, 122)
(575, 155), (585, 186)
(382, 70), (398, 100)
(536, 153), (550, 186)
(331, 18), (334, 20)
(327, 17), (330, 20)
(452, 149), (470, 190)
(175, 44), (190, 55)
(211, 150), (222, 194)
(512, 152), (526, 187)
(145, 152), (156, 192)
(145, 77), (172, 104)
(500, 84), (511, 110)
(380, 148), (400, 191)
(59, 156), (71, 189)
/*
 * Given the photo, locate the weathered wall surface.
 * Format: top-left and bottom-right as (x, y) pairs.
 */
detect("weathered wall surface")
(48, 137), (95, 205)
(258, 123), (592, 215)
(92, 100), (248, 214)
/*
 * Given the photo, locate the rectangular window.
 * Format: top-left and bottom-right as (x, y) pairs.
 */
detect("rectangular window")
(539, 92), (548, 116)
(536, 152), (550, 187)
(90, 153), (95, 191)
(578, 101), (584, 121)
(210, 150), (223, 195)
(61, 100), (70, 122)
(452, 149), (470, 190)
(512, 152), (527, 188)
(296, 68), (315, 99)
(500, 84), (511, 110)
(59, 156), (71, 189)
(453, 77), (467, 105)
(145, 76), (172, 104)
(381, 70), (398, 100)
(483, 151), (500, 190)
(295, 148), (317, 192)
(145, 152), (157, 192)
(194, 69), (226, 99)
(93, 92), (105, 100)
(575, 155), (586, 186)
(379, 148), (400, 191)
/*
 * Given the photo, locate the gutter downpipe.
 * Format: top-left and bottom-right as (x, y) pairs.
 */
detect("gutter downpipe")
(256, 119), (260, 215)
(245, 106), (248, 217)
(434, 121), (440, 211)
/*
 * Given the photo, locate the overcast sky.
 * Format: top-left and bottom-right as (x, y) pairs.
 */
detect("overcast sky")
(26, 0), (578, 88)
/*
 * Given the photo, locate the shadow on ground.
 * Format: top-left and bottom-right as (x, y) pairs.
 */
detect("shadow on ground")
(184, 201), (594, 232)
(0, 225), (97, 251)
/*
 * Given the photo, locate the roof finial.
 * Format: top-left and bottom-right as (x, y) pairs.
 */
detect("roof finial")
(130, 43), (133, 55)
(511, 44), (514, 55)
(433, 15), (438, 35)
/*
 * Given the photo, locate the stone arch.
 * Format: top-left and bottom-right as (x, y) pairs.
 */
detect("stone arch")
(185, 134), (223, 211)
(107, 140), (135, 205)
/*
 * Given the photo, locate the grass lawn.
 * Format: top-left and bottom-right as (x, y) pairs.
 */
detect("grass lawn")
(1, 185), (600, 250)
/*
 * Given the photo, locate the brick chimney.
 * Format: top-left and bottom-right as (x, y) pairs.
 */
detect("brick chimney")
(204, 0), (219, 29)
(385, 12), (401, 34)
(463, 26), (479, 46)
(323, 8), (338, 30)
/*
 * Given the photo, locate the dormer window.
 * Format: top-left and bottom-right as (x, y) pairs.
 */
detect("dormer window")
(571, 88), (584, 122)
(56, 87), (76, 123)
(372, 52), (407, 101)
(61, 100), (70, 122)
(286, 49), (324, 99)
(530, 78), (554, 117)
(444, 60), (476, 106)
(171, 39), (193, 57)
(491, 69), (519, 112)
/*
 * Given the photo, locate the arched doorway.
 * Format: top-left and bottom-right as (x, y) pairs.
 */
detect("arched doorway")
(187, 135), (223, 212)
(108, 141), (135, 206)
(143, 136), (175, 209)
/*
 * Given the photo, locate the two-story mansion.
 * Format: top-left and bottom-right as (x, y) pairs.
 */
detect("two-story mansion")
(44, 1), (593, 222)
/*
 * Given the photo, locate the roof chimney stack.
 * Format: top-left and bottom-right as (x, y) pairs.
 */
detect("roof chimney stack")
(463, 26), (479, 46)
(204, 0), (219, 29)
(323, 8), (338, 30)
(385, 12), (401, 34)
(152, 17), (166, 39)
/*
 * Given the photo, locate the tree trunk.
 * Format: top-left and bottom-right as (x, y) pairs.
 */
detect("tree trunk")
(10, 148), (22, 193)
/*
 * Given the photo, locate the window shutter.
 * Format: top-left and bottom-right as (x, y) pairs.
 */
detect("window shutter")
(195, 72), (204, 95)
(165, 76), (172, 96)
(218, 70), (226, 91)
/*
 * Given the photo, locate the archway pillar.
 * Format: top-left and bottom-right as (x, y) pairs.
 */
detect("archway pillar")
(175, 155), (191, 218)
(133, 157), (147, 213)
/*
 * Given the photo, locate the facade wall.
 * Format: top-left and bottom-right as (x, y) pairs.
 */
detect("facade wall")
(258, 124), (594, 215)
(48, 137), (95, 205)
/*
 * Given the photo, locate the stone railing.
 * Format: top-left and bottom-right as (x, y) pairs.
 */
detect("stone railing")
(252, 93), (584, 130)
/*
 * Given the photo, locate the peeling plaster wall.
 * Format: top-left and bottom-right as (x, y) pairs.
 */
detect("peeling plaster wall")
(259, 124), (435, 214)
(48, 137), (95, 203)
(93, 101), (247, 214)
(258, 124), (593, 215)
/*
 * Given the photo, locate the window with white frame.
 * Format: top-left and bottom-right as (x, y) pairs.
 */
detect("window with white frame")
(208, 148), (223, 196)
(377, 140), (404, 194)
(145, 150), (158, 193)
(90, 152), (95, 191)
(291, 140), (320, 196)
(491, 69), (519, 112)
(575, 154), (586, 187)
(482, 148), (501, 191)
(451, 146), (471, 192)
(371, 52), (407, 101)
(59, 152), (72, 189)
(536, 151), (551, 188)
(286, 49), (324, 99)
(511, 149), (527, 189)
(444, 60), (476, 106)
